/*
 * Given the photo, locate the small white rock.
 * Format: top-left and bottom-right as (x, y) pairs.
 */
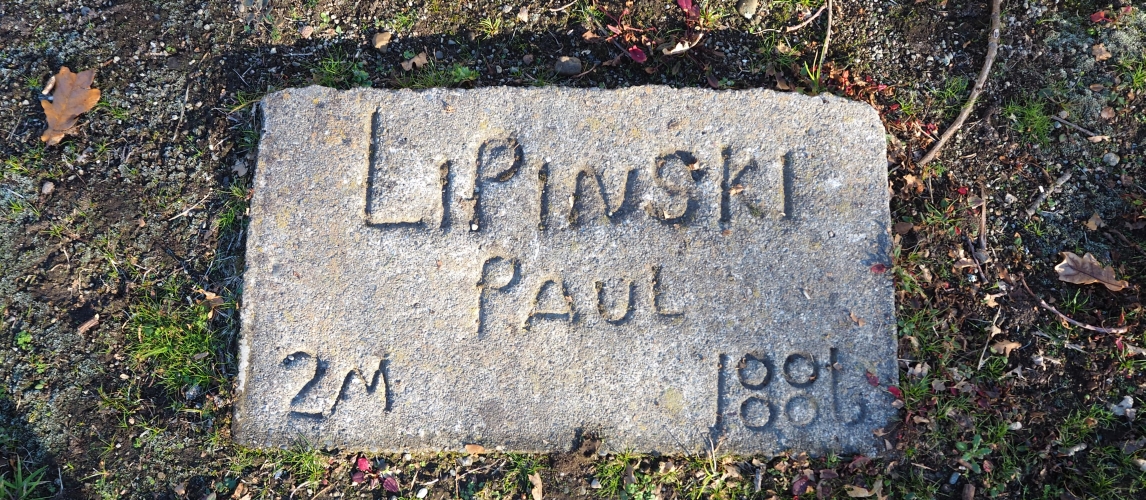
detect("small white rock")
(416, 488), (428, 499)
(41, 181), (55, 195)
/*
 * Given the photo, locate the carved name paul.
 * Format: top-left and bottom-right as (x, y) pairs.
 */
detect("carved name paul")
(235, 86), (896, 454)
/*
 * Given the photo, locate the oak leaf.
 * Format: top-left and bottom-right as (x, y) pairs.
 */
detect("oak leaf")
(40, 67), (101, 146)
(528, 472), (543, 500)
(1054, 252), (1128, 291)
(991, 340), (1021, 357)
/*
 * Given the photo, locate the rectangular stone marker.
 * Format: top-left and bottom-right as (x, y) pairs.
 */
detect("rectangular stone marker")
(234, 85), (896, 454)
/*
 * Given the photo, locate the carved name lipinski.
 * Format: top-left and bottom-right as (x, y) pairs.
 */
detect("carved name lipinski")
(235, 86), (896, 455)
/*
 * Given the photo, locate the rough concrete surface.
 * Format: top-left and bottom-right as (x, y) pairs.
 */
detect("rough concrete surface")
(234, 85), (896, 454)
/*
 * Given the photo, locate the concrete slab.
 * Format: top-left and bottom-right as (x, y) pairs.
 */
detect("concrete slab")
(234, 85), (896, 454)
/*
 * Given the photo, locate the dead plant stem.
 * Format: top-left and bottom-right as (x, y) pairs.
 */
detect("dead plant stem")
(1019, 276), (1130, 334)
(917, 0), (1002, 167)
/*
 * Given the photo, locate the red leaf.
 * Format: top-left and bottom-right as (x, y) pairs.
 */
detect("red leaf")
(1090, 10), (1108, 22)
(627, 46), (647, 63)
(357, 456), (371, 472)
(678, 0), (699, 18)
(865, 371), (880, 387)
(870, 263), (888, 273)
(791, 476), (814, 496)
(706, 74), (720, 89)
(383, 476), (400, 493)
(1116, 337), (1125, 351)
(956, 186), (969, 195)
(351, 471), (365, 484)
(888, 386), (904, 399)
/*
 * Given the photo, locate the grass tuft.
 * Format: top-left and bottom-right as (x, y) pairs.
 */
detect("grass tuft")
(128, 281), (222, 395)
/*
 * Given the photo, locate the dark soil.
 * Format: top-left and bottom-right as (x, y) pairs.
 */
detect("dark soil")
(1, 0), (1145, 498)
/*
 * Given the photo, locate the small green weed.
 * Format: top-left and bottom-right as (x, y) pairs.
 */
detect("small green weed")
(390, 9), (416, 31)
(1003, 98), (1052, 145)
(14, 330), (33, 350)
(594, 452), (641, 497)
(128, 281), (221, 395)
(478, 17), (502, 38)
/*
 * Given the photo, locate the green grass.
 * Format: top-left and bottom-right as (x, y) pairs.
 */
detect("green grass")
(1120, 56), (1146, 92)
(280, 438), (329, 485)
(128, 280), (222, 395)
(1003, 98), (1052, 145)
(312, 50), (371, 88)
(0, 458), (51, 500)
(932, 76), (968, 118)
(397, 62), (480, 89)
(501, 453), (545, 496)
(218, 182), (250, 235)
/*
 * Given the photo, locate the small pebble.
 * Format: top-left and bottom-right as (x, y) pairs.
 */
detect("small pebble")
(41, 181), (55, 195)
(949, 472), (961, 484)
(522, 54), (534, 64)
(554, 56), (582, 76)
(1004, 193), (1017, 204)
(301, 26), (315, 39)
(1103, 152), (1120, 166)
(737, 0), (760, 18)
(416, 488), (428, 499)
(590, 478), (602, 489)
(434, 50), (444, 59)
(373, 31), (392, 51)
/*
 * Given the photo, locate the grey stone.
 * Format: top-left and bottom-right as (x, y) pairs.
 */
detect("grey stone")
(235, 86), (896, 455)
(1103, 152), (1120, 166)
(554, 56), (582, 76)
(737, 0), (760, 19)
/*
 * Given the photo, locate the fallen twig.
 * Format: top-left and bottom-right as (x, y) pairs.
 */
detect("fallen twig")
(917, 0), (1002, 167)
(548, 1), (576, 12)
(1024, 171), (1071, 217)
(1109, 229), (1146, 258)
(976, 310), (1002, 370)
(1020, 276), (1130, 334)
(1050, 115), (1096, 137)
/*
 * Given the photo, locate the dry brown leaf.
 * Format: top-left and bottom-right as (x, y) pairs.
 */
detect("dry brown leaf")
(582, 30), (603, 43)
(1089, 83), (1106, 92)
(991, 340), (1021, 357)
(952, 258), (977, 270)
(1092, 43), (1112, 62)
(844, 484), (874, 498)
(1083, 214), (1102, 230)
(40, 67), (101, 146)
(984, 293), (1004, 308)
(464, 443), (486, 454)
(893, 221), (914, 235)
(849, 311), (866, 327)
(1100, 107), (1116, 120)
(528, 472), (543, 500)
(400, 52), (429, 71)
(1054, 251), (1128, 291)
(1084, 212), (1105, 231)
(1087, 135), (1110, 143)
(903, 174), (924, 194)
(197, 289), (225, 319)
(729, 184), (745, 195)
